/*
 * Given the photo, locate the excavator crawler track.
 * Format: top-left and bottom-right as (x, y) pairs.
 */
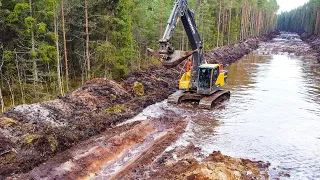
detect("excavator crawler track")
(198, 90), (230, 109)
(167, 90), (186, 104)
(168, 90), (230, 109)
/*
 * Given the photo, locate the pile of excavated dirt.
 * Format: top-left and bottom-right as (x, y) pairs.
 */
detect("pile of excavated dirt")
(142, 151), (271, 180)
(0, 34), (275, 178)
(0, 66), (179, 177)
(203, 34), (275, 66)
(301, 33), (320, 62)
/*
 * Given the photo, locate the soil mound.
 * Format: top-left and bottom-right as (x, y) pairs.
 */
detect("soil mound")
(0, 66), (178, 177)
(204, 35), (271, 66)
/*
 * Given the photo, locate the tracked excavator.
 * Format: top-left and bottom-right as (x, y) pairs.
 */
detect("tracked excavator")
(148, 0), (230, 109)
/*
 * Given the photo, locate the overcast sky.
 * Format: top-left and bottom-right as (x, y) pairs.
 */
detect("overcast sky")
(277, 0), (309, 13)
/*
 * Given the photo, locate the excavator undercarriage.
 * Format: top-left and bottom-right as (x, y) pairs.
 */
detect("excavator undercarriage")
(168, 90), (230, 109)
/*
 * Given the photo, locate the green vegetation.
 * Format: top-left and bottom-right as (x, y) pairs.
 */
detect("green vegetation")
(47, 135), (58, 152)
(0, 117), (18, 126)
(22, 133), (39, 145)
(5, 152), (17, 162)
(0, 0), (278, 111)
(133, 82), (145, 97)
(105, 105), (127, 113)
(277, 0), (320, 34)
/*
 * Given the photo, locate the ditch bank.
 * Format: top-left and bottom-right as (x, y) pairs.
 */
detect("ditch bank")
(204, 33), (275, 66)
(0, 33), (274, 178)
(301, 33), (320, 62)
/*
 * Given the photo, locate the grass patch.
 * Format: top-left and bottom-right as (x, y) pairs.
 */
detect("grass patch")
(22, 133), (39, 145)
(47, 135), (58, 152)
(0, 117), (18, 127)
(5, 152), (17, 162)
(133, 82), (144, 97)
(105, 105), (127, 113)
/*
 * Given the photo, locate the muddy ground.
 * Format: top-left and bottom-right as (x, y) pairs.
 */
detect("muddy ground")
(0, 67), (179, 178)
(21, 114), (271, 180)
(301, 33), (320, 62)
(253, 32), (317, 57)
(0, 34), (275, 179)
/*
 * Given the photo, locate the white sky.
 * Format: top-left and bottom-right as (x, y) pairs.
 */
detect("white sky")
(277, 0), (310, 13)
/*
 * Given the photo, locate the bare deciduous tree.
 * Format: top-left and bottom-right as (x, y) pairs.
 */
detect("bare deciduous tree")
(54, 5), (63, 95)
(61, 0), (69, 91)
(85, 0), (90, 79)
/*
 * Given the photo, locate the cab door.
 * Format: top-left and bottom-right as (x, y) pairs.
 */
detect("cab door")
(210, 67), (219, 92)
(197, 67), (212, 94)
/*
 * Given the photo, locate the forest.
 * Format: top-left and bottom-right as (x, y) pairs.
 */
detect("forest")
(0, 0), (279, 111)
(277, 0), (320, 34)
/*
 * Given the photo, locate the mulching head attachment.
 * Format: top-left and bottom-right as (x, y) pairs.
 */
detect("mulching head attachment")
(147, 48), (197, 68)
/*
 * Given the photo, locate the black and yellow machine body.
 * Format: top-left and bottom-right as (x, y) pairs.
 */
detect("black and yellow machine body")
(171, 63), (229, 109)
(180, 64), (228, 94)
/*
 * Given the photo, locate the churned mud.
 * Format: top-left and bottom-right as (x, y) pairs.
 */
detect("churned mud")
(21, 111), (270, 180)
(1, 34), (275, 179)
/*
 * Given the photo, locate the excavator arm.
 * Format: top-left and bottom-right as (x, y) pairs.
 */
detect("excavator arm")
(148, 0), (203, 74)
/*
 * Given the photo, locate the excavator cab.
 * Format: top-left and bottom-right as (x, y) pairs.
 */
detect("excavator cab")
(197, 64), (228, 95)
(172, 63), (229, 109)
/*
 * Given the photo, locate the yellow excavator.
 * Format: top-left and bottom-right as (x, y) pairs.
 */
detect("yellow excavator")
(148, 0), (230, 109)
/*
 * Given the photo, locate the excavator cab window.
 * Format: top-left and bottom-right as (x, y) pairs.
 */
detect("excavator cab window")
(213, 67), (219, 79)
(198, 68), (212, 89)
(212, 67), (219, 85)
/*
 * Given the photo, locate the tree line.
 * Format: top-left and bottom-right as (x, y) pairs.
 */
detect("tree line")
(277, 0), (320, 34)
(0, 0), (279, 111)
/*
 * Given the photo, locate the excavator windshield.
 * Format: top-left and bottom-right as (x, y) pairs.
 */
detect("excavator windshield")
(198, 68), (212, 89)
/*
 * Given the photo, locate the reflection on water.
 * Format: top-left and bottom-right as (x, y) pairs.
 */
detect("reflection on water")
(192, 36), (320, 179)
